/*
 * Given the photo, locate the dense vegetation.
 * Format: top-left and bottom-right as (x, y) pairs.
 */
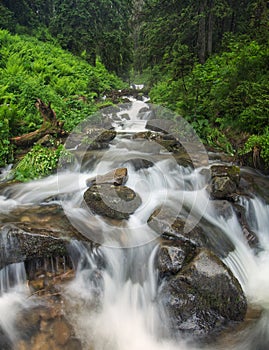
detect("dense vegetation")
(0, 29), (124, 170)
(150, 38), (269, 156)
(0, 0), (268, 179)
(134, 0), (269, 165)
(0, 0), (132, 77)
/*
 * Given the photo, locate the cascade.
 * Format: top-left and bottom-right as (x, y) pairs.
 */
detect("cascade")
(0, 101), (268, 349)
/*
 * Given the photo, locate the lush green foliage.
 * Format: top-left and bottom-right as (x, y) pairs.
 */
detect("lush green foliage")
(239, 130), (269, 166)
(13, 144), (68, 181)
(1, 0), (133, 77)
(0, 29), (124, 167)
(150, 37), (269, 155)
(1, 1), (269, 174)
(0, 103), (14, 166)
(132, 0), (268, 161)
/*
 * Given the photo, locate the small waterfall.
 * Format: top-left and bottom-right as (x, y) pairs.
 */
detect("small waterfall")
(64, 240), (193, 350)
(0, 262), (29, 346)
(0, 262), (27, 295)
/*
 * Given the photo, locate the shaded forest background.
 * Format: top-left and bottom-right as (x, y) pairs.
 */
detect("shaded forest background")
(0, 0), (268, 178)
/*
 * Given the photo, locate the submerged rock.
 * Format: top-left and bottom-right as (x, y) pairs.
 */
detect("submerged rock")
(84, 184), (142, 220)
(124, 158), (154, 171)
(65, 128), (116, 151)
(15, 304), (82, 350)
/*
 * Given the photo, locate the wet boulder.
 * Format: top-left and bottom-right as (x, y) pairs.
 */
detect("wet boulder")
(149, 207), (246, 338)
(86, 167), (128, 187)
(210, 165), (240, 200)
(145, 119), (175, 133)
(148, 207), (209, 248)
(148, 206), (235, 259)
(0, 224), (69, 270)
(86, 128), (116, 143)
(158, 248), (247, 338)
(0, 203), (92, 270)
(84, 184), (142, 220)
(124, 158), (154, 171)
(66, 128), (116, 151)
(157, 239), (196, 278)
(133, 130), (184, 154)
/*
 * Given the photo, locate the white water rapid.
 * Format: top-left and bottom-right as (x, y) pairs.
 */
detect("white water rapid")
(0, 101), (269, 349)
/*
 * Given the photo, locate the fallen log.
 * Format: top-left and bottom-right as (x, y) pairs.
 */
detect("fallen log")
(10, 99), (65, 147)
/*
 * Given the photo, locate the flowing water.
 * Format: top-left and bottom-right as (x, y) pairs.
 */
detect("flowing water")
(0, 101), (269, 349)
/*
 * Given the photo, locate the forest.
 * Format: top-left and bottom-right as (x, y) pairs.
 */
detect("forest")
(0, 0), (268, 179)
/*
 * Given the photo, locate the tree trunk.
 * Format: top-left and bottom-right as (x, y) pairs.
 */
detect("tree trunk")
(197, 0), (207, 64)
(207, 4), (214, 56)
(10, 99), (65, 147)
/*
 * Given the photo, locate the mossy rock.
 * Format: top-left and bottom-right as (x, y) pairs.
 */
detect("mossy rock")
(210, 165), (240, 200)
(84, 184), (142, 220)
(211, 165), (240, 185)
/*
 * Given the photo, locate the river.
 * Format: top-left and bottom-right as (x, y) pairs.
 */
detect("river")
(0, 101), (269, 349)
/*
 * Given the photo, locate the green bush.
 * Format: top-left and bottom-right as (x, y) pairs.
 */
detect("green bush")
(240, 130), (269, 167)
(13, 144), (69, 181)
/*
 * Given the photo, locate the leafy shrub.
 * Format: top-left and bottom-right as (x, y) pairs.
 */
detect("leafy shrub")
(13, 144), (69, 181)
(240, 130), (269, 167)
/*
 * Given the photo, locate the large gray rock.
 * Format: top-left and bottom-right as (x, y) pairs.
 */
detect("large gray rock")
(158, 249), (247, 337)
(84, 184), (142, 220)
(210, 165), (240, 200)
(0, 224), (69, 270)
(148, 207), (247, 338)
(0, 204), (91, 270)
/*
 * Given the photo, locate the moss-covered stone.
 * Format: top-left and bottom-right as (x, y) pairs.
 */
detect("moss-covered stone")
(210, 165), (241, 200)
(84, 184), (142, 220)
(211, 165), (240, 185)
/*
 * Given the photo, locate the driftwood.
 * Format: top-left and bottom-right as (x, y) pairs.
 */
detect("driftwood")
(10, 99), (65, 147)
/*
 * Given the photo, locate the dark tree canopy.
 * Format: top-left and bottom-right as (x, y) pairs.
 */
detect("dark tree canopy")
(1, 0), (133, 76)
(1, 0), (269, 168)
